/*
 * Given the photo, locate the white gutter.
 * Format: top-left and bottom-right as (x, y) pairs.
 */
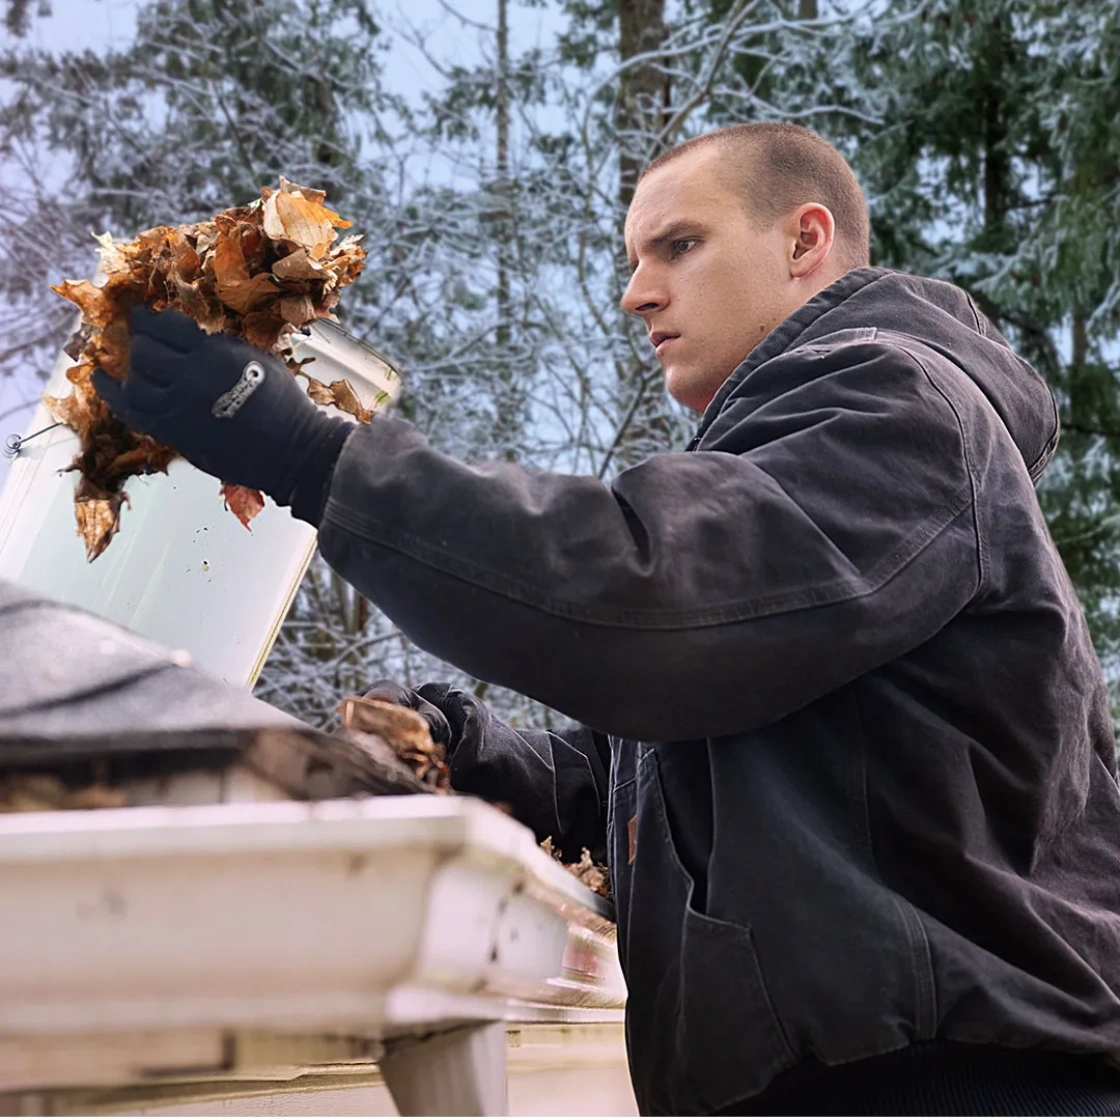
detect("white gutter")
(0, 796), (626, 1114)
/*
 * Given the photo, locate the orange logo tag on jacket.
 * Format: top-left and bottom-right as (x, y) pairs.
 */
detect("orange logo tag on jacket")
(628, 814), (638, 864)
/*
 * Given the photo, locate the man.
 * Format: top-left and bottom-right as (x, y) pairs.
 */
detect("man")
(93, 123), (1120, 1115)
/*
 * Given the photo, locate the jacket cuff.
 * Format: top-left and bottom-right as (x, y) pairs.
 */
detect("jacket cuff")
(288, 418), (356, 527)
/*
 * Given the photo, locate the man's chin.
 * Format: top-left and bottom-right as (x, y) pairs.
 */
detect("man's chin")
(665, 366), (718, 413)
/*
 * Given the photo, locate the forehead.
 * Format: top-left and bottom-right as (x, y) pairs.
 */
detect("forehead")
(624, 146), (741, 251)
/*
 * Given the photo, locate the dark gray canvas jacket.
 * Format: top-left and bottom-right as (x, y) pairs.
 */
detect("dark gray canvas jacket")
(317, 268), (1120, 1114)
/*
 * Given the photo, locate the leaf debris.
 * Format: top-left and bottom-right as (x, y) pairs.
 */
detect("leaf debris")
(336, 695), (612, 898)
(49, 177), (369, 561)
(0, 773), (128, 814)
(338, 695), (451, 792)
(540, 836), (613, 900)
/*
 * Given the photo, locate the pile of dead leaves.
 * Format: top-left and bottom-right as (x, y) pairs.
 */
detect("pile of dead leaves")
(49, 178), (368, 561)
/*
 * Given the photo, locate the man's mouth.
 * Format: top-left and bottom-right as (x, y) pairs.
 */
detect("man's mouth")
(650, 331), (679, 355)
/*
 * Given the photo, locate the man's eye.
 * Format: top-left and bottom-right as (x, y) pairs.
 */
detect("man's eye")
(670, 238), (698, 257)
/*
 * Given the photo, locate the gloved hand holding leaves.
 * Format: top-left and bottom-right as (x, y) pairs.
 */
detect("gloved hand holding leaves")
(47, 177), (370, 559)
(361, 680), (454, 751)
(356, 679), (612, 898)
(338, 681), (454, 793)
(93, 306), (353, 527)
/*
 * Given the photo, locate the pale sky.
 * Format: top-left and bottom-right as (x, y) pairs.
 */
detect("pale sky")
(1, 0), (563, 479)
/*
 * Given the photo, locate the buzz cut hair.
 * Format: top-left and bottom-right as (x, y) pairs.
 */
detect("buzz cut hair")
(641, 122), (871, 272)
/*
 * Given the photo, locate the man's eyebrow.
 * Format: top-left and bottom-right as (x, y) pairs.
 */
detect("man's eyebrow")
(627, 219), (706, 271)
(648, 219), (705, 248)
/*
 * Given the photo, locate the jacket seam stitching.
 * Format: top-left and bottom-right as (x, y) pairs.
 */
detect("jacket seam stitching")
(897, 343), (987, 599)
(925, 299), (1058, 481)
(850, 685), (938, 1036)
(964, 292), (985, 334)
(897, 901), (938, 1038)
(849, 685), (878, 875)
(323, 485), (973, 632)
(688, 268), (895, 447)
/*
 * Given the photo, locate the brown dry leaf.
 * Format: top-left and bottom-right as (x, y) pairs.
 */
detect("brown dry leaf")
(264, 179), (328, 207)
(262, 178), (351, 253)
(170, 229), (202, 279)
(240, 307), (288, 353)
(171, 274), (222, 330)
(44, 391), (95, 439)
(325, 378), (373, 423)
(49, 279), (116, 328)
(271, 247), (323, 281)
(222, 483), (266, 529)
(49, 177), (369, 559)
(278, 293), (317, 327)
(88, 317), (133, 381)
(540, 837), (613, 900)
(567, 848), (612, 899)
(301, 374), (336, 408)
(338, 695), (450, 792)
(75, 495), (126, 563)
(93, 230), (130, 275)
(212, 232), (280, 314)
(64, 323), (94, 361)
(300, 374), (374, 423)
(0, 773), (128, 813)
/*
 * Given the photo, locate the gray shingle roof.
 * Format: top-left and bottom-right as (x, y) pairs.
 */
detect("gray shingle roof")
(0, 579), (423, 797)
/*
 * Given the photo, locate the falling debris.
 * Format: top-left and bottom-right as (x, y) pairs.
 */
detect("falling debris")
(48, 178), (369, 560)
(222, 483), (267, 530)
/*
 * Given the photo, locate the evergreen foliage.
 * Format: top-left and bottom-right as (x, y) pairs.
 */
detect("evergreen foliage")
(1, 0), (1117, 724)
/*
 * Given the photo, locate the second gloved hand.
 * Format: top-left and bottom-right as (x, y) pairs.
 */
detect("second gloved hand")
(92, 304), (355, 525)
(362, 679), (454, 751)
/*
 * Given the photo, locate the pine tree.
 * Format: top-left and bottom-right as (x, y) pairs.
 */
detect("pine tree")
(847, 0), (1120, 693)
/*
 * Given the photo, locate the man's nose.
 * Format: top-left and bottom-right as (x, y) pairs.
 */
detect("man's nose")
(620, 264), (665, 317)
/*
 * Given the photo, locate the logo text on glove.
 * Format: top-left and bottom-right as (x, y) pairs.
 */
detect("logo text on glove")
(212, 361), (265, 419)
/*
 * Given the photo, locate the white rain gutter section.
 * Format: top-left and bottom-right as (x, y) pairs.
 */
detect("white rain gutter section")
(0, 319), (401, 691)
(0, 796), (627, 1115)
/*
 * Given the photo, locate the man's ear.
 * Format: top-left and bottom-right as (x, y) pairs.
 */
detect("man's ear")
(787, 203), (836, 279)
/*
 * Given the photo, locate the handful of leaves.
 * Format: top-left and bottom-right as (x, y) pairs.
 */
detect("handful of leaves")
(338, 694), (612, 899)
(49, 178), (368, 560)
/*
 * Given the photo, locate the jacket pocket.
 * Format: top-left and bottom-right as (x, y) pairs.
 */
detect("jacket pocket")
(619, 752), (795, 1115)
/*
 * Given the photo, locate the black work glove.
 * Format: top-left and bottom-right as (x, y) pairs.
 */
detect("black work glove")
(364, 679), (510, 808)
(363, 679), (454, 751)
(363, 679), (608, 863)
(91, 305), (355, 526)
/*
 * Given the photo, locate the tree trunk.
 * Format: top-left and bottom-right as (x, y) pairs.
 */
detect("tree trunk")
(981, 13), (1010, 249)
(617, 0), (670, 210)
(613, 0), (674, 470)
(494, 0), (519, 460)
(1069, 308), (1093, 431)
(496, 0), (511, 349)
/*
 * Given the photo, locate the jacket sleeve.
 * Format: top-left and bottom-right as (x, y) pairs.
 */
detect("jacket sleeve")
(317, 341), (981, 741)
(415, 683), (610, 864)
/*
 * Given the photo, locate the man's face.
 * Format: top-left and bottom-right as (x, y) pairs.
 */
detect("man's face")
(621, 146), (794, 413)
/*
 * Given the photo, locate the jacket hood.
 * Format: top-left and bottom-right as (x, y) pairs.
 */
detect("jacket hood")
(695, 268), (1060, 482)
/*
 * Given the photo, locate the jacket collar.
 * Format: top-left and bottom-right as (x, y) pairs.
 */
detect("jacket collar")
(688, 267), (891, 450)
